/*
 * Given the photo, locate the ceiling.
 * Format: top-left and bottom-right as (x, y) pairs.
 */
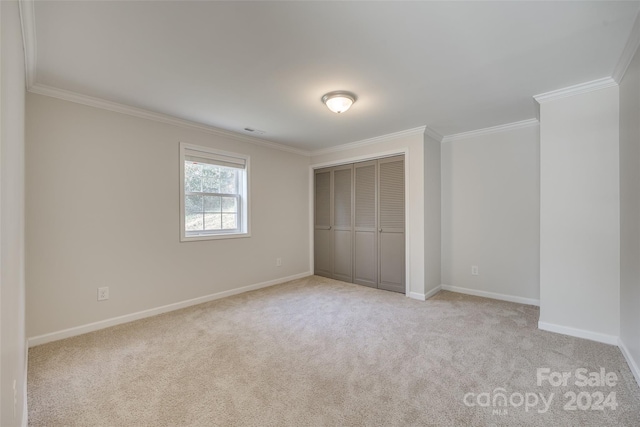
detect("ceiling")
(26, 1), (640, 152)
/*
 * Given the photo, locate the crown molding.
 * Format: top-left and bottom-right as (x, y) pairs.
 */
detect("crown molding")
(613, 9), (640, 83)
(533, 77), (617, 104)
(19, 0), (37, 89)
(441, 118), (539, 143)
(424, 127), (443, 143)
(19, 0), (308, 158)
(18, 0), (307, 157)
(310, 126), (427, 156)
(28, 84), (310, 156)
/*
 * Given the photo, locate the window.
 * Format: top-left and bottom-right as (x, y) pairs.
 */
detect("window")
(180, 143), (249, 241)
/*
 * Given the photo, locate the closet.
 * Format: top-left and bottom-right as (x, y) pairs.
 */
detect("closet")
(314, 155), (405, 293)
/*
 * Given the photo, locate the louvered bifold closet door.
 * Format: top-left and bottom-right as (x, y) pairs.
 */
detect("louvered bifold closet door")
(314, 168), (333, 278)
(378, 156), (405, 293)
(353, 161), (377, 288)
(332, 165), (354, 282)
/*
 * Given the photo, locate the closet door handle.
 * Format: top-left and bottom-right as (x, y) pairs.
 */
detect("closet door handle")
(379, 228), (383, 232)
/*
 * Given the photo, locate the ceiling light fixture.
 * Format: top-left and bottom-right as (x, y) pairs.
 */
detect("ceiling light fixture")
(322, 91), (357, 114)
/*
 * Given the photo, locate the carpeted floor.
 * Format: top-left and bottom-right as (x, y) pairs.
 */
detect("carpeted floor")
(28, 275), (640, 426)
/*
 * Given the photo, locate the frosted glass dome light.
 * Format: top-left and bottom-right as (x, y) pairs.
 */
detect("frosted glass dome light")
(322, 91), (357, 114)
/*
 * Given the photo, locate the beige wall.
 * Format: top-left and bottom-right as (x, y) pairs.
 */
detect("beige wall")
(441, 124), (540, 304)
(1, 1), (27, 425)
(539, 85), (620, 343)
(620, 44), (640, 381)
(424, 132), (441, 297)
(26, 93), (311, 339)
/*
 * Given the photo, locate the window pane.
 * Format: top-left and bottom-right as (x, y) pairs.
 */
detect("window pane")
(185, 162), (202, 192)
(201, 163), (216, 177)
(221, 197), (237, 212)
(185, 195), (203, 214)
(186, 213), (204, 231)
(202, 165), (220, 193)
(222, 214), (237, 229)
(219, 168), (237, 194)
(204, 196), (221, 212)
(205, 213), (222, 230)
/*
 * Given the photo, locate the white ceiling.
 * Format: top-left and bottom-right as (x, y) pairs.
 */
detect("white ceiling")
(27, 1), (640, 151)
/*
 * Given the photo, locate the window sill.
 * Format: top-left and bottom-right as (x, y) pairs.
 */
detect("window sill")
(181, 232), (251, 242)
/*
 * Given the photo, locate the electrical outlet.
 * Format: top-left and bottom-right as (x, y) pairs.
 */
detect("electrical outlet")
(97, 286), (109, 301)
(276, 257), (282, 267)
(471, 266), (479, 276)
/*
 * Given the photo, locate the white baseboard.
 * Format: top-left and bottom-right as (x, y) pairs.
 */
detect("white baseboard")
(28, 272), (312, 347)
(408, 285), (442, 301)
(440, 284), (540, 306)
(408, 292), (426, 301)
(618, 337), (640, 387)
(538, 321), (619, 345)
(424, 285), (442, 300)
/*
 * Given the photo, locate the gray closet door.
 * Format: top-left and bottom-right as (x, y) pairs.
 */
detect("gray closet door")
(332, 165), (353, 282)
(378, 156), (405, 293)
(353, 161), (377, 288)
(314, 168), (333, 278)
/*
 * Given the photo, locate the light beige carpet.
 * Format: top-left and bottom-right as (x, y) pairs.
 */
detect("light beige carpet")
(28, 275), (640, 426)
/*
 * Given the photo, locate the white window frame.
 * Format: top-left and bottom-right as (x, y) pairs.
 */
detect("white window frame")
(180, 142), (251, 242)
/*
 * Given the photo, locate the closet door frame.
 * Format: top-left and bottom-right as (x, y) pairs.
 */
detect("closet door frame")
(310, 149), (410, 296)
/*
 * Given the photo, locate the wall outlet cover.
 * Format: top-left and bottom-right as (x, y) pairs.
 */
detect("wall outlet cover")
(97, 286), (109, 301)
